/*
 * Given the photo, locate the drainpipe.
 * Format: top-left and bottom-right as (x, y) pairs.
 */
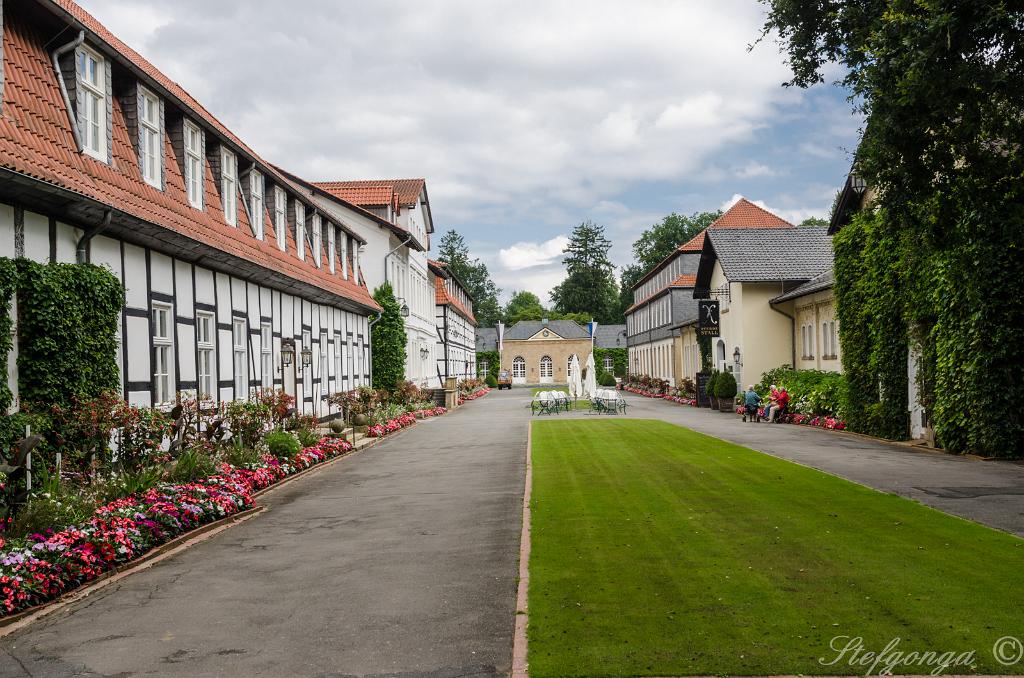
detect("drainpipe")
(51, 30), (86, 153)
(76, 209), (112, 264)
(769, 283), (797, 369)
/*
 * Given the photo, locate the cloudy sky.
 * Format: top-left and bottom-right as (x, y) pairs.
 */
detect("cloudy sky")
(79, 0), (861, 302)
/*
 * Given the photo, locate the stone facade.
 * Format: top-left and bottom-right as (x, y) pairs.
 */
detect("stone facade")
(500, 335), (593, 386)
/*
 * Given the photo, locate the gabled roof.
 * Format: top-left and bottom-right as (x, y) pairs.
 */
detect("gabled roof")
(311, 181), (424, 251)
(632, 198), (793, 291)
(695, 227), (832, 291)
(505, 320), (589, 340)
(771, 267), (835, 303)
(593, 324), (627, 349)
(1, 1), (379, 313)
(624, 274), (696, 314)
(430, 260), (477, 325)
(476, 327), (498, 352)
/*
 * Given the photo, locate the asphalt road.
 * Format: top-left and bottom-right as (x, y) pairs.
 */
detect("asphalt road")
(1, 393), (529, 678)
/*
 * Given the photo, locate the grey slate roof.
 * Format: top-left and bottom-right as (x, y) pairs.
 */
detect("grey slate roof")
(505, 320), (589, 340)
(703, 227), (833, 283)
(475, 327), (498, 352)
(593, 324), (626, 348)
(771, 267), (835, 303)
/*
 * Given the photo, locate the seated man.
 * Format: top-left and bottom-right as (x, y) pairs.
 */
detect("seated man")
(762, 384), (779, 422)
(741, 385), (761, 422)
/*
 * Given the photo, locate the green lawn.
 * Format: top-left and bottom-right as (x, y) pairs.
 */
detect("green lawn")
(528, 419), (1024, 677)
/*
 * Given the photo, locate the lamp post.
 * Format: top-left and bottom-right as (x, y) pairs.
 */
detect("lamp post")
(281, 339), (295, 371)
(396, 297), (410, 318)
(733, 346), (742, 390)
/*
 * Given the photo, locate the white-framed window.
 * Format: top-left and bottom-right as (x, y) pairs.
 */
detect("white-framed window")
(339, 235), (348, 279)
(821, 322), (829, 359)
(319, 331), (328, 382)
(295, 202), (306, 261)
(152, 303), (173, 405)
(604, 355), (613, 372)
(250, 169), (264, 240)
(335, 331), (344, 390)
(540, 355), (553, 378)
(221, 148), (237, 226)
(261, 322), (273, 389)
(328, 225), (336, 274)
(274, 187), (287, 251)
(353, 243), (360, 282)
(196, 312), (215, 398)
(302, 329), (312, 398)
(139, 87), (161, 188)
(312, 214), (323, 268)
(233, 318), (247, 399)
(76, 46), (107, 161)
(479, 359), (488, 377)
(829, 320), (837, 358)
(513, 356), (526, 379)
(183, 120), (204, 209)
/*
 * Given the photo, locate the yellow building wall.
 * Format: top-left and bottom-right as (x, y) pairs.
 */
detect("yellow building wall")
(777, 288), (842, 373)
(500, 338), (593, 385)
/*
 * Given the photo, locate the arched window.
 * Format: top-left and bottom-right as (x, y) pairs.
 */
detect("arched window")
(540, 355), (553, 378)
(716, 339), (726, 370)
(512, 356), (526, 378)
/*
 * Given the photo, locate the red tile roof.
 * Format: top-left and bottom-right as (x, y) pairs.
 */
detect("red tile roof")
(678, 198), (794, 252)
(312, 179), (425, 208)
(430, 260), (476, 325)
(0, 3), (378, 312)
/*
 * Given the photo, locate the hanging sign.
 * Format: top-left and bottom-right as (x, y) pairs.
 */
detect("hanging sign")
(697, 300), (720, 338)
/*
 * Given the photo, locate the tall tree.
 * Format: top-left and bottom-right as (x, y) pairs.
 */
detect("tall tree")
(370, 282), (407, 390)
(762, 1), (1024, 455)
(798, 216), (828, 228)
(504, 290), (545, 324)
(436, 230), (502, 326)
(619, 211), (721, 316)
(550, 220), (619, 324)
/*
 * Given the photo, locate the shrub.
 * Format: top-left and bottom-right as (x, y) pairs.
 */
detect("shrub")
(8, 468), (95, 537)
(706, 371), (720, 399)
(96, 466), (164, 504)
(715, 371), (737, 399)
(295, 427), (321, 449)
(223, 400), (272, 450)
(598, 372), (616, 387)
(679, 377), (696, 397)
(222, 440), (263, 468)
(113, 403), (170, 473)
(265, 429), (302, 460)
(167, 445), (217, 483)
(485, 374), (498, 388)
(756, 365), (846, 418)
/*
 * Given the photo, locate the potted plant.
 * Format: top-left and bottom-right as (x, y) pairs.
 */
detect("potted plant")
(715, 371), (737, 412)
(706, 371), (720, 409)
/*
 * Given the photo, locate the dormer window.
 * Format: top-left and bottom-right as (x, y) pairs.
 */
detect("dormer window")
(312, 214), (322, 268)
(76, 46), (107, 161)
(183, 120), (204, 209)
(339, 234), (348, 279)
(250, 169), (264, 240)
(295, 201), (306, 261)
(274, 187), (287, 251)
(328, 225), (336, 274)
(139, 87), (162, 188)
(221, 148), (237, 226)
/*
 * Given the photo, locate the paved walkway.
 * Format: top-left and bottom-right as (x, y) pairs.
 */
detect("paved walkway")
(1, 393), (529, 678)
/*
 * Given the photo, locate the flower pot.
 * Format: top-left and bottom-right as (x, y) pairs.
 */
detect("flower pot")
(719, 399), (733, 412)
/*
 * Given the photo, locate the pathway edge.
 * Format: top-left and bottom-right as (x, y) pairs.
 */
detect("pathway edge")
(512, 420), (532, 678)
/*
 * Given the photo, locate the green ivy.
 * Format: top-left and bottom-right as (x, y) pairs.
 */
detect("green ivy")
(0, 258), (16, 412)
(475, 350), (500, 380)
(370, 282), (407, 391)
(593, 347), (627, 377)
(14, 259), (123, 412)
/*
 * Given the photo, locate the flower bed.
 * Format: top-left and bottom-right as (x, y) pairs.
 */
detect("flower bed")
(735, 406), (847, 431)
(624, 386), (696, 407)
(366, 412), (418, 438)
(0, 437), (352, 618)
(458, 386), (490, 405)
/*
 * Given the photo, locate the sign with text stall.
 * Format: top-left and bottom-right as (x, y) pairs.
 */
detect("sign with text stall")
(697, 300), (720, 338)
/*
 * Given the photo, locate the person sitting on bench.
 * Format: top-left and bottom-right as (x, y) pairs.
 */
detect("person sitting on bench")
(768, 387), (789, 423)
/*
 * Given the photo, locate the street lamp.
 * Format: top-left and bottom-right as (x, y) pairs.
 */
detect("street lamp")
(850, 173), (868, 194)
(733, 346), (741, 364)
(301, 346), (313, 368)
(396, 297), (410, 318)
(281, 339), (295, 370)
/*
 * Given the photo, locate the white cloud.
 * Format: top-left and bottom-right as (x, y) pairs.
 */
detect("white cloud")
(499, 236), (570, 271)
(736, 161), (778, 179)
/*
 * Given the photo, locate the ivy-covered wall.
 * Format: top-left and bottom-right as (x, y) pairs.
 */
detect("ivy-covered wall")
(593, 347), (627, 377)
(14, 259), (124, 412)
(833, 205), (1023, 458)
(0, 259), (16, 413)
(476, 350), (499, 380)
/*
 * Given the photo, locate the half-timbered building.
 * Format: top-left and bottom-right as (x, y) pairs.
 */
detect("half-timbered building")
(428, 260), (476, 386)
(0, 0), (380, 419)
